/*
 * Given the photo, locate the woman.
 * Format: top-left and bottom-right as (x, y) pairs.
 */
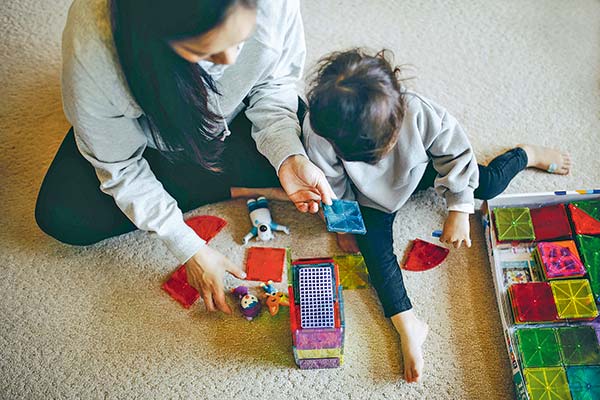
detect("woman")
(35, 0), (334, 314)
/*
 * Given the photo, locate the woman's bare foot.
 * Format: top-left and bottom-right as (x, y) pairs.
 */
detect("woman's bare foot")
(230, 187), (290, 201)
(336, 232), (360, 253)
(391, 310), (429, 383)
(517, 144), (572, 175)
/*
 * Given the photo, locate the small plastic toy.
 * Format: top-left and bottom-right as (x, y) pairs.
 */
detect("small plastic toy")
(244, 247), (287, 282)
(515, 328), (562, 368)
(530, 204), (572, 241)
(556, 326), (600, 366)
(322, 199), (367, 235)
(162, 265), (200, 309)
(231, 286), (262, 320)
(402, 239), (450, 272)
(494, 207), (536, 241)
(536, 241), (586, 280)
(242, 197), (289, 244)
(509, 282), (559, 324)
(333, 254), (369, 289)
(260, 280), (289, 316)
(576, 235), (600, 302)
(289, 258), (345, 369)
(550, 279), (599, 320)
(523, 367), (571, 400)
(566, 366), (600, 400)
(568, 200), (600, 236)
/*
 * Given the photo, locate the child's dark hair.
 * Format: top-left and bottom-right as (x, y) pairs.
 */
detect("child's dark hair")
(308, 49), (406, 164)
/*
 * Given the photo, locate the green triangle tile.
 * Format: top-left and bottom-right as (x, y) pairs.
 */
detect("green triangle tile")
(576, 235), (600, 302)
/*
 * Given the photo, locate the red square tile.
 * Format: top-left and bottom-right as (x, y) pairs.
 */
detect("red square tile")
(245, 247), (287, 282)
(162, 265), (199, 309)
(509, 282), (559, 323)
(530, 204), (572, 241)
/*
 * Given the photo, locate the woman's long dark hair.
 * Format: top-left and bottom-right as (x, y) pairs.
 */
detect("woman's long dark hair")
(110, 0), (257, 170)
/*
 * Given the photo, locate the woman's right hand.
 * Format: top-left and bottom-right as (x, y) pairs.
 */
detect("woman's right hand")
(185, 245), (246, 314)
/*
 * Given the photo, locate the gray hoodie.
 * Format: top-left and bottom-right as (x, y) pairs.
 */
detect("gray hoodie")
(61, 0), (307, 263)
(302, 92), (479, 215)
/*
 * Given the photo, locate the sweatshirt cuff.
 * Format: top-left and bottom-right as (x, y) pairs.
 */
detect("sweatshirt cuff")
(159, 219), (207, 264)
(444, 188), (475, 214)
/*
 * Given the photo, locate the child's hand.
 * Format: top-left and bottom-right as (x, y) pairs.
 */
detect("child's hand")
(440, 211), (471, 249)
(336, 232), (360, 253)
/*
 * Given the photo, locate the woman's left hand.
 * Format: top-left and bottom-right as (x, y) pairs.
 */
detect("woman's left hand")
(440, 211), (472, 249)
(278, 155), (335, 213)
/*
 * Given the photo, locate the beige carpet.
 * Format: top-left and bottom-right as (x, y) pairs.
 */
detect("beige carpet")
(1, 1), (599, 399)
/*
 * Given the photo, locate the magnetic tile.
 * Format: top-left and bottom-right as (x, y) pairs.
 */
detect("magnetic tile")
(556, 326), (600, 366)
(333, 254), (369, 289)
(566, 366), (600, 400)
(551, 280), (599, 320)
(531, 204), (573, 241)
(298, 267), (335, 329)
(245, 247), (287, 282)
(323, 199), (367, 235)
(162, 265), (199, 308)
(184, 215), (227, 243)
(569, 201), (600, 236)
(402, 239), (450, 272)
(576, 235), (600, 302)
(537, 241), (586, 280)
(523, 367), (572, 400)
(516, 328), (562, 368)
(494, 207), (536, 241)
(509, 282), (559, 323)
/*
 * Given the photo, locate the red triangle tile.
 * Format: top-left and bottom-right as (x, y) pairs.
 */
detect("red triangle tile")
(402, 239), (450, 272)
(569, 204), (600, 235)
(185, 215), (227, 243)
(162, 265), (199, 309)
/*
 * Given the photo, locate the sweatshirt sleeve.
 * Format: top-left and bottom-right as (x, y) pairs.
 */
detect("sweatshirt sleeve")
(245, 1), (308, 173)
(302, 119), (355, 201)
(422, 106), (479, 213)
(62, 55), (205, 264)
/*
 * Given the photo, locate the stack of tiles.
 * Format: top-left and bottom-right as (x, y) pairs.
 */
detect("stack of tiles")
(288, 258), (345, 369)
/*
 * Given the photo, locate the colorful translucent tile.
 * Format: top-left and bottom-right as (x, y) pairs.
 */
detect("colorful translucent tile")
(556, 326), (600, 366)
(322, 199), (367, 235)
(184, 215), (227, 243)
(509, 282), (559, 323)
(523, 367), (572, 400)
(402, 239), (450, 272)
(294, 347), (343, 360)
(494, 207), (536, 241)
(569, 201), (600, 236)
(530, 204), (573, 241)
(516, 328), (562, 368)
(245, 247), (287, 282)
(537, 241), (586, 280)
(550, 280), (599, 320)
(162, 265), (199, 309)
(566, 366), (600, 400)
(298, 267), (335, 329)
(576, 235), (600, 302)
(333, 254), (369, 289)
(296, 357), (342, 369)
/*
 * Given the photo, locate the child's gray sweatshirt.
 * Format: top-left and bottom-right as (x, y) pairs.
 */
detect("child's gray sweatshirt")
(302, 92), (479, 215)
(61, 0), (307, 263)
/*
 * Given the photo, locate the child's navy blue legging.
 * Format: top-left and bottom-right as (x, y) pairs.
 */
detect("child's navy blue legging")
(356, 147), (528, 317)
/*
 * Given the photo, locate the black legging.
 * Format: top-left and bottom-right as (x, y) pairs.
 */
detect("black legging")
(36, 106), (527, 247)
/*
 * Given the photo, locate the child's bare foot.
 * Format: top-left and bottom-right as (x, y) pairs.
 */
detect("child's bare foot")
(391, 310), (429, 383)
(336, 233), (360, 253)
(517, 144), (572, 175)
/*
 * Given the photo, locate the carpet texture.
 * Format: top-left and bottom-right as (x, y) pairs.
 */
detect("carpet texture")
(1, 1), (599, 399)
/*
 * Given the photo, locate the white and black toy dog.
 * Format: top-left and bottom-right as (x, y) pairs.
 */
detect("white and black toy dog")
(242, 197), (290, 244)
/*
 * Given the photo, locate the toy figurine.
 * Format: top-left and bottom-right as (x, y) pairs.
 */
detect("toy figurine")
(260, 280), (289, 316)
(231, 286), (261, 320)
(242, 197), (290, 245)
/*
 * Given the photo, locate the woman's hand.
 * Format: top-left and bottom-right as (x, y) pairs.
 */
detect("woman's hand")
(185, 245), (246, 314)
(278, 155), (335, 213)
(440, 211), (472, 249)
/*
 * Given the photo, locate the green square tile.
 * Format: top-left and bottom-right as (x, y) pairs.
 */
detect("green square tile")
(556, 326), (600, 366)
(516, 328), (562, 367)
(524, 367), (572, 400)
(566, 366), (600, 400)
(551, 280), (599, 320)
(576, 235), (600, 302)
(333, 254), (369, 290)
(494, 207), (536, 241)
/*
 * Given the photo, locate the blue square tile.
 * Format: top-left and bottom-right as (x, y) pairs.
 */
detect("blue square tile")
(323, 200), (367, 235)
